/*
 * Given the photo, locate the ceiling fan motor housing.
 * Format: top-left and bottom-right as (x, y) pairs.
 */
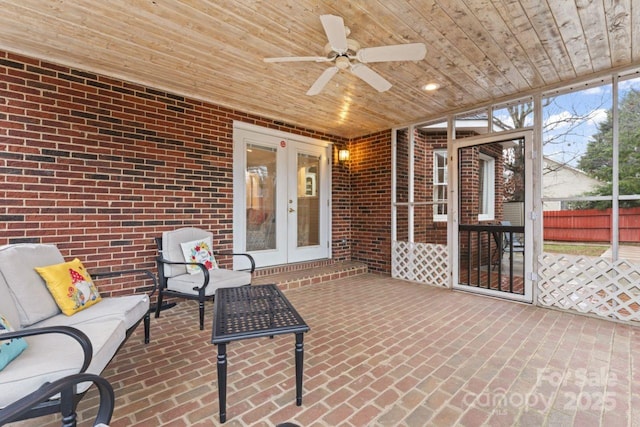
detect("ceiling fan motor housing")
(323, 38), (361, 58)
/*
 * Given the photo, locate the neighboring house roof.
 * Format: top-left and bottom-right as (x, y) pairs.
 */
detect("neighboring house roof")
(419, 116), (511, 134)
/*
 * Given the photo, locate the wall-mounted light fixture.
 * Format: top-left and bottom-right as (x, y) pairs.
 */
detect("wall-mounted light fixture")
(338, 149), (350, 163)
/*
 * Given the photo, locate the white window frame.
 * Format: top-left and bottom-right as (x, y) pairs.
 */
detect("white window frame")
(433, 149), (448, 222)
(478, 153), (495, 221)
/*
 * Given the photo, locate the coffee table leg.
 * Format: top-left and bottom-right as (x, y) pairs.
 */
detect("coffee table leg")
(295, 333), (304, 406)
(217, 343), (227, 423)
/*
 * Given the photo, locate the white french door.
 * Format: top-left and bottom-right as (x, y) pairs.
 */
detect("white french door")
(233, 123), (330, 269)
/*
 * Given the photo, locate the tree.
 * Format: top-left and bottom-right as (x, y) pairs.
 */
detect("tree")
(500, 103), (531, 202)
(497, 98), (589, 202)
(577, 88), (640, 208)
(494, 102), (536, 202)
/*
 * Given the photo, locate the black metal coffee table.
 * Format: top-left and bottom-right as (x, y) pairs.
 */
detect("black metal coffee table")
(211, 284), (310, 423)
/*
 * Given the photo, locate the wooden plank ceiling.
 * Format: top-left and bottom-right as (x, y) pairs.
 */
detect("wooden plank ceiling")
(0, 0), (638, 138)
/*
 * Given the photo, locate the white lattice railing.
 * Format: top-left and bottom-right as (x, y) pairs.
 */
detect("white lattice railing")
(537, 252), (640, 323)
(392, 241), (449, 287)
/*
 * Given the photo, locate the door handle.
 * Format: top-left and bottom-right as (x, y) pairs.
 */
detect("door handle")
(289, 208), (295, 213)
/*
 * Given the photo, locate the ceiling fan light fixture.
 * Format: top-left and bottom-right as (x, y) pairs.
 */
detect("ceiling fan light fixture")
(335, 56), (350, 70)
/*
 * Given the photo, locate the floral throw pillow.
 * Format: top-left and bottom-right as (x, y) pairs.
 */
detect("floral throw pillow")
(35, 258), (102, 316)
(180, 237), (217, 274)
(0, 314), (28, 371)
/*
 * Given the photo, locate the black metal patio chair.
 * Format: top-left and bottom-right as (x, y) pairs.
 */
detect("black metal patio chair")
(154, 227), (255, 330)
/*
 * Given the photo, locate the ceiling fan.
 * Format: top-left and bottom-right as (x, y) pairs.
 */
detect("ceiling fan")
(264, 14), (427, 96)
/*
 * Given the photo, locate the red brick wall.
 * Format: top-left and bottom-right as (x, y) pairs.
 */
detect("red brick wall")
(348, 126), (460, 274)
(0, 51), (353, 295)
(414, 128), (448, 244)
(349, 130), (393, 273)
(393, 127), (449, 247)
(458, 142), (505, 269)
(395, 129), (409, 242)
(331, 145), (352, 256)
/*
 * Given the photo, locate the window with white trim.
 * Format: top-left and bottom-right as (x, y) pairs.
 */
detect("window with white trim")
(433, 149), (447, 221)
(478, 153), (495, 221)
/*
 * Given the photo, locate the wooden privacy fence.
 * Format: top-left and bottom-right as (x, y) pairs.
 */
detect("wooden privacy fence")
(544, 207), (640, 243)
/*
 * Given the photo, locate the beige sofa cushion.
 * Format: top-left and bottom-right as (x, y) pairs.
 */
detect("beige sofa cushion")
(0, 273), (21, 329)
(36, 294), (149, 332)
(0, 319), (126, 408)
(0, 244), (63, 327)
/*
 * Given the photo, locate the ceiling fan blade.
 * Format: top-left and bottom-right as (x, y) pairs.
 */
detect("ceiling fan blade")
(306, 67), (339, 96)
(320, 14), (348, 54)
(350, 63), (392, 92)
(356, 43), (427, 63)
(264, 56), (331, 63)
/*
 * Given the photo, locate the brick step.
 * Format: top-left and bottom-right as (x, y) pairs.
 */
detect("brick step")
(252, 260), (368, 291)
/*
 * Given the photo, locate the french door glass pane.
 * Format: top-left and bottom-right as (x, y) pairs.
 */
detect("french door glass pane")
(297, 153), (320, 247)
(246, 144), (276, 251)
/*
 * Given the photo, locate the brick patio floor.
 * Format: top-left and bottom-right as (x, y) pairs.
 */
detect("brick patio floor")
(11, 273), (640, 426)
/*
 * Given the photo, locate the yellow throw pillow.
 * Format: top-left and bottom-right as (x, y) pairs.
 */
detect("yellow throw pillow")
(35, 258), (102, 316)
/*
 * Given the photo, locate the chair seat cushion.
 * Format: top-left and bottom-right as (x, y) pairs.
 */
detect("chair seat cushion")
(0, 319), (125, 408)
(166, 269), (251, 296)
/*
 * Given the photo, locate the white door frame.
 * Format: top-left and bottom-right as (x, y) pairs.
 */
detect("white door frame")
(232, 121), (332, 269)
(450, 129), (535, 303)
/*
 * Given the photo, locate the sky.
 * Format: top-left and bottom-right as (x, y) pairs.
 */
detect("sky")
(541, 84), (611, 167)
(493, 75), (640, 168)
